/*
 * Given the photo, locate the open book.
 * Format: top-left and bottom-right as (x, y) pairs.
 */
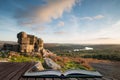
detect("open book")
(24, 63), (102, 78)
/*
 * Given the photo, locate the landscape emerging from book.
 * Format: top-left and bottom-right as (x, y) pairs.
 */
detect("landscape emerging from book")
(0, 32), (120, 79)
(0, 0), (120, 79)
(0, 32), (95, 71)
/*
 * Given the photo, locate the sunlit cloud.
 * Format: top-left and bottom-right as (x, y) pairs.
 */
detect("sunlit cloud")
(36, 0), (76, 24)
(15, 0), (77, 27)
(32, 26), (46, 32)
(84, 38), (120, 44)
(54, 31), (66, 35)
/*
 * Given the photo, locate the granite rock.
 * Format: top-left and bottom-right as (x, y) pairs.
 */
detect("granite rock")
(44, 58), (61, 70)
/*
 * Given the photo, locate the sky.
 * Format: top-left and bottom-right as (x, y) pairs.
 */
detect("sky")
(0, 0), (120, 44)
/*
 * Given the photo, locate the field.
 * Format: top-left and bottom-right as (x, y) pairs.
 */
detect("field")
(45, 44), (120, 61)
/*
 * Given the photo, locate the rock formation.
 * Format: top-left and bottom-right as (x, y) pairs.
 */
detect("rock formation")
(42, 49), (56, 57)
(2, 32), (62, 70)
(43, 58), (61, 70)
(3, 32), (55, 58)
(17, 32), (43, 53)
(32, 62), (44, 71)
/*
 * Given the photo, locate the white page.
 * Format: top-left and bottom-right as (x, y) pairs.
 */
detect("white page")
(24, 70), (62, 76)
(63, 69), (102, 77)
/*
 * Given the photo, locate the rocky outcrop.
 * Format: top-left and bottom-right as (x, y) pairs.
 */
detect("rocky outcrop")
(42, 49), (56, 57)
(43, 58), (61, 70)
(31, 62), (44, 71)
(17, 32), (43, 53)
(3, 32), (56, 58)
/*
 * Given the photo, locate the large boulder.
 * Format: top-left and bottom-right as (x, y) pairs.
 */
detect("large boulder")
(43, 58), (61, 70)
(31, 62), (44, 71)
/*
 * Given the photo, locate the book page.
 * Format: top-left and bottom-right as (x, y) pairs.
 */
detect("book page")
(63, 69), (102, 77)
(24, 69), (62, 77)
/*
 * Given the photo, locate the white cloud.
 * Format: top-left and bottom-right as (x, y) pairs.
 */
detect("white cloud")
(98, 20), (120, 38)
(94, 15), (104, 19)
(83, 20), (120, 40)
(64, 20), (120, 44)
(35, 0), (76, 24)
(58, 21), (64, 26)
(80, 15), (104, 21)
(80, 17), (93, 20)
(39, 20), (120, 44)
(14, 0), (79, 37)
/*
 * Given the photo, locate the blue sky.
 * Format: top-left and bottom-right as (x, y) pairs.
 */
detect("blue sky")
(0, 0), (120, 44)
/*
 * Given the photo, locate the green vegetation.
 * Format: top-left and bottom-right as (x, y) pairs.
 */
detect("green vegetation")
(0, 51), (9, 58)
(57, 49), (120, 61)
(0, 51), (44, 62)
(82, 53), (120, 61)
(1, 44), (120, 72)
(62, 61), (87, 71)
(48, 45), (120, 61)
(1, 44), (120, 62)
(9, 56), (44, 62)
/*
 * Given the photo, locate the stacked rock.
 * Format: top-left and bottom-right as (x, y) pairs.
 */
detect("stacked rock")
(17, 32), (43, 53)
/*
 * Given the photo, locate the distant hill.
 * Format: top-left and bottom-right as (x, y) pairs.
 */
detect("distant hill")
(44, 43), (120, 51)
(44, 43), (59, 48)
(1, 41), (120, 50)
(0, 41), (17, 48)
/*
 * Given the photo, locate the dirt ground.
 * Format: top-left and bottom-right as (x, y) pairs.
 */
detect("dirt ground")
(90, 60), (120, 80)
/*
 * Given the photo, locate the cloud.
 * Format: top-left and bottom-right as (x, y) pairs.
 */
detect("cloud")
(80, 17), (93, 20)
(54, 31), (66, 34)
(36, 0), (76, 23)
(57, 21), (64, 26)
(15, 0), (77, 26)
(96, 37), (112, 40)
(94, 15), (104, 19)
(32, 26), (46, 32)
(98, 20), (120, 38)
(85, 20), (120, 40)
(79, 38), (120, 44)
(87, 38), (120, 44)
(80, 15), (104, 21)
